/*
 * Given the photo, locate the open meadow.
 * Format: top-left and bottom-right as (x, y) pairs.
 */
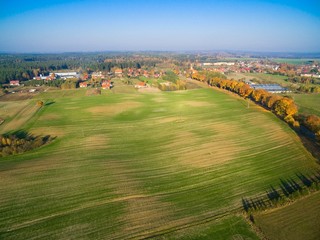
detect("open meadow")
(287, 93), (320, 116)
(254, 191), (320, 240)
(227, 72), (291, 87)
(0, 86), (319, 239)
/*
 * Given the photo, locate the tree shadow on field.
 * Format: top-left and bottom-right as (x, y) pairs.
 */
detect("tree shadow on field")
(296, 172), (320, 187)
(266, 185), (281, 201)
(45, 101), (55, 106)
(242, 172), (320, 213)
(242, 198), (251, 212)
(279, 178), (302, 196)
(5, 129), (30, 138)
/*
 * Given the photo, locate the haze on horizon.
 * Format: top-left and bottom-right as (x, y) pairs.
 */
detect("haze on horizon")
(0, 0), (320, 53)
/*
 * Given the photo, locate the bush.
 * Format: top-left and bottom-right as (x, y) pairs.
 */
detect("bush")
(0, 132), (53, 157)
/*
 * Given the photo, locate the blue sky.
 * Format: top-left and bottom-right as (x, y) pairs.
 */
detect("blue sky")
(0, 0), (319, 52)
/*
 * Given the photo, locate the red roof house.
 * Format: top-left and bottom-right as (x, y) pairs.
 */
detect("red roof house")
(102, 80), (112, 89)
(10, 80), (20, 86)
(79, 82), (88, 88)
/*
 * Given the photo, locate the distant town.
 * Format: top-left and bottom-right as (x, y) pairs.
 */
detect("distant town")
(1, 52), (320, 96)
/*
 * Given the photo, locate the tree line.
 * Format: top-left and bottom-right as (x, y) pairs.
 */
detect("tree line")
(0, 53), (162, 84)
(0, 132), (52, 157)
(191, 71), (320, 141)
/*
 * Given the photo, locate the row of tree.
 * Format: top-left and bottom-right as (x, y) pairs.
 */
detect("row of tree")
(0, 133), (52, 157)
(191, 71), (320, 140)
(0, 53), (163, 84)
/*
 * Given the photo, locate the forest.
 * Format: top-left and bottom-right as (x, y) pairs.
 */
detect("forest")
(0, 53), (162, 84)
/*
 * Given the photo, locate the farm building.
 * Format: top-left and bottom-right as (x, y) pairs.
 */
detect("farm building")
(79, 82), (88, 88)
(102, 80), (112, 89)
(54, 72), (79, 79)
(92, 71), (105, 79)
(250, 84), (290, 93)
(33, 73), (55, 81)
(135, 82), (147, 88)
(9, 80), (20, 86)
(114, 69), (123, 76)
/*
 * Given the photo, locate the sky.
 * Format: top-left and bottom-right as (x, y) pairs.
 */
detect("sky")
(0, 0), (319, 53)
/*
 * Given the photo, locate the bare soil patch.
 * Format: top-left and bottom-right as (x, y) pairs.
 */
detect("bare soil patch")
(168, 130), (246, 168)
(84, 134), (109, 150)
(247, 114), (292, 142)
(0, 101), (29, 119)
(153, 97), (167, 103)
(105, 162), (174, 238)
(1, 103), (39, 133)
(38, 114), (60, 121)
(30, 127), (65, 137)
(138, 87), (161, 93)
(0, 93), (35, 101)
(156, 116), (187, 124)
(183, 101), (212, 107)
(88, 102), (142, 116)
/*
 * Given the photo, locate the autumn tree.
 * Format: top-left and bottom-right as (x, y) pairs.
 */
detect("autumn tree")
(266, 95), (281, 109)
(304, 115), (320, 133)
(273, 97), (298, 118)
(251, 89), (267, 102)
(37, 100), (44, 107)
(238, 84), (252, 98)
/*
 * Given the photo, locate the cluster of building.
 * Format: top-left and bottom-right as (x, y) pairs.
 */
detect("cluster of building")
(32, 72), (80, 81)
(250, 83), (290, 93)
(197, 60), (320, 77)
(79, 80), (113, 89)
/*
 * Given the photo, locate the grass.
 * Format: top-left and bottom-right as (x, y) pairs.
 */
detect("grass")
(158, 215), (260, 240)
(227, 72), (292, 87)
(253, 191), (320, 240)
(270, 58), (318, 65)
(287, 93), (320, 116)
(0, 87), (319, 239)
(0, 100), (40, 133)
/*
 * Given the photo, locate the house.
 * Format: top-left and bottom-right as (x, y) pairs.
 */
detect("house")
(114, 68), (123, 76)
(81, 74), (89, 80)
(135, 82), (147, 88)
(10, 80), (20, 86)
(79, 82), (88, 88)
(92, 71), (104, 79)
(33, 73), (55, 81)
(102, 80), (112, 89)
(143, 70), (149, 78)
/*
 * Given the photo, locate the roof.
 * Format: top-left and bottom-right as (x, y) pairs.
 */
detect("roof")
(251, 84), (289, 93)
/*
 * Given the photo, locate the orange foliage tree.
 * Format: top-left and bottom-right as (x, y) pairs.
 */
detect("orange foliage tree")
(273, 97), (298, 118)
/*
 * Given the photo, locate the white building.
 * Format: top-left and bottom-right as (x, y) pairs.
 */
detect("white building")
(213, 62), (235, 66)
(54, 72), (79, 79)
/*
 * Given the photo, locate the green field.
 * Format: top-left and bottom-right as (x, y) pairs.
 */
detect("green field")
(227, 72), (293, 87)
(270, 58), (319, 65)
(287, 93), (320, 116)
(254, 191), (320, 240)
(0, 87), (319, 239)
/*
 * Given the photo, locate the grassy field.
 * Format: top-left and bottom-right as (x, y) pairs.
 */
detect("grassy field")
(0, 86), (319, 239)
(226, 73), (320, 117)
(287, 93), (320, 116)
(227, 72), (293, 87)
(254, 191), (320, 240)
(270, 58), (318, 65)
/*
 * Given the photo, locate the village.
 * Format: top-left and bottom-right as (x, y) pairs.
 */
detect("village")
(2, 53), (320, 97)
